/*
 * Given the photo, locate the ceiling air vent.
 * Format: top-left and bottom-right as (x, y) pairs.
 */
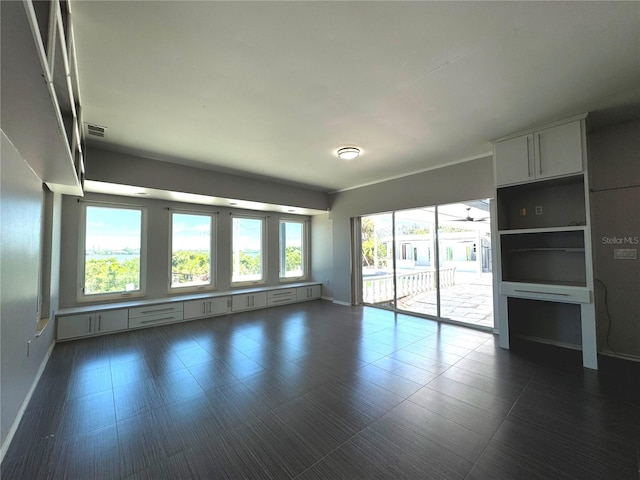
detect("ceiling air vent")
(86, 123), (107, 138)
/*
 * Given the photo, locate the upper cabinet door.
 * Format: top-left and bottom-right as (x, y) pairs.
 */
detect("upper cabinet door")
(494, 134), (534, 186)
(535, 121), (583, 180)
(494, 120), (584, 186)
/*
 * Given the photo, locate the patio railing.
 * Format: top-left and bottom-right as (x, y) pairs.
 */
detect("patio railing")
(363, 267), (456, 304)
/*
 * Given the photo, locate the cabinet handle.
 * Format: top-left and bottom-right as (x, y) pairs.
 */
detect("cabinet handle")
(207, 301), (212, 314)
(140, 316), (175, 324)
(202, 302), (206, 315)
(98, 315), (101, 331)
(526, 136), (532, 177)
(536, 133), (542, 175)
(246, 297), (250, 307)
(88, 316), (92, 333)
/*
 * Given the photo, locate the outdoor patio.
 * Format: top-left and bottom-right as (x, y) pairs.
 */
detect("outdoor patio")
(398, 272), (494, 329)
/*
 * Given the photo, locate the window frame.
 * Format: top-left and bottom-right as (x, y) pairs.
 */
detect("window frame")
(77, 201), (147, 302)
(231, 214), (266, 286)
(168, 210), (216, 293)
(278, 218), (307, 281)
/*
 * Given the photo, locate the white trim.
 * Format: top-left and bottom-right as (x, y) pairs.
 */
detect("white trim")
(0, 340), (55, 463)
(168, 210), (216, 293)
(332, 299), (352, 307)
(230, 215), (267, 286)
(278, 219), (307, 281)
(329, 152), (492, 194)
(491, 113), (588, 144)
(77, 202), (147, 302)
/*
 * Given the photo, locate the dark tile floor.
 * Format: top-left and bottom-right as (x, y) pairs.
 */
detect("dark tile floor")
(2, 300), (639, 479)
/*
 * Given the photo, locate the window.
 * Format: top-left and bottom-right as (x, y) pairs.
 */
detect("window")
(232, 216), (264, 283)
(170, 212), (214, 290)
(80, 204), (145, 298)
(280, 220), (305, 279)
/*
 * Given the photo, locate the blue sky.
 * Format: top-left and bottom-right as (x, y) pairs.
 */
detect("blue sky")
(86, 206), (141, 251)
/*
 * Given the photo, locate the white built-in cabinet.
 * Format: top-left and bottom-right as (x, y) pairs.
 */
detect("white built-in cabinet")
(297, 285), (322, 301)
(56, 282), (322, 341)
(267, 289), (297, 306)
(494, 120), (583, 186)
(232, 292), (268, 312)
(493, 114), (597, 369)
(57, 308), (128, 340)
(184, 297), (231, 320)
(128, 303), (184, 329)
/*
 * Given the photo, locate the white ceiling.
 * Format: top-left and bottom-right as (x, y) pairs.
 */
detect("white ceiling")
(72, 1), (640, 193)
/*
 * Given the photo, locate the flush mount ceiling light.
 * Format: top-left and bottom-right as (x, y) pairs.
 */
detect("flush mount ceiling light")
(337, 146), (361, 160)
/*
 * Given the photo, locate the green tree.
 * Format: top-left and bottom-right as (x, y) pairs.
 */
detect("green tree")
(285, 246), (302, 274)
(239, 251), (261, 275)
(85, 257), (140, 294)
(400, 223), (430, 235)
(361, 218), (388, 268)
(172, 250), (210, 283)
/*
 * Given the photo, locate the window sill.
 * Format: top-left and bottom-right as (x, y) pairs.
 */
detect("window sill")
(36, 317), (50, 337)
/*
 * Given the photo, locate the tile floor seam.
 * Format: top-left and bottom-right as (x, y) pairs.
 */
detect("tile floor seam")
(461, 375), (535, 480)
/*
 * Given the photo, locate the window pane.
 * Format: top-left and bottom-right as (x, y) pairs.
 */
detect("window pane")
(361, 213), (393, 307)
(84, 206), (142, 295)
(280, 221), (304, 278)
(394, 208), (438, 317)
(171, 213), (212, 288)
(232, 217), (263, 282)
(437, 201), (493, 328)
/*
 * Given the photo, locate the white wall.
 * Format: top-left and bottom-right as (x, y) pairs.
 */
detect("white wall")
(0, 131), (56, 452)
(326, 156), (495, 304)
(311, 213), (334, 299)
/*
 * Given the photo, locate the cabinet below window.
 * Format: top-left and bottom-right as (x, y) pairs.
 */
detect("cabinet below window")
(183, 297), (230, 320)
(57, 308), (128, 340)
(129, 303), (184, 328)
(56, 282), (322, 341)
(267, 289), (297, 306)
(297, 285), (322, 301)
(232, 292), (267, 312)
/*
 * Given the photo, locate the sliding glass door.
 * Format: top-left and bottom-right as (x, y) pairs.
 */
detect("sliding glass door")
(437, 201), (493, 328)
(393, 208), (438, 317)
(360, 200), (493, 329)
(361, 213), (393, 308)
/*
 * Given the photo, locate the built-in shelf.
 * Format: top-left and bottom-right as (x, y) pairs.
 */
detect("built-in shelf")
(1, 0), (83, 196)
(497, 175), (586, 231)
(493, 116), (597, 369)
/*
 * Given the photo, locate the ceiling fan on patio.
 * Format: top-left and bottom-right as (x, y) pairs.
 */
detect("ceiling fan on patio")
(455, 207), (489, 222)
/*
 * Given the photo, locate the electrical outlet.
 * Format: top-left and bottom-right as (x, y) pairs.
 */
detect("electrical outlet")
(614, 248), (637, 260)
(535, 205), (543, 215)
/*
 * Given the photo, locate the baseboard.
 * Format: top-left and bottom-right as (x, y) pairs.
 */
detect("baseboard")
(0, 340), (55, 463)
(320, 295), (333, 302)
(599, 349), (640, 363)
(332, 299), (351, 307)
